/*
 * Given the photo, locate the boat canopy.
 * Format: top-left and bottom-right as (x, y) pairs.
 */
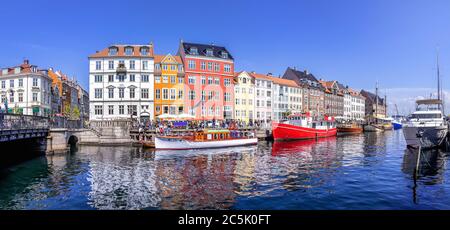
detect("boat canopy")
(416, 99), (443, 105)
(204, 129), (231, 134)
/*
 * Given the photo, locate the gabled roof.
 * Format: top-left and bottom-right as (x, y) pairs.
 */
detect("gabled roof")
(282, 67), (324, 90)
(89, 44), (154, 58)
(154, 54), (182, 64)
(180, 42), (234, 60)
(360, 90), (384, 105)
(0, 60), (39, 76)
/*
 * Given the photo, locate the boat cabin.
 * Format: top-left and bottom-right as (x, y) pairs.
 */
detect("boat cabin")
(193, 129), (254, 141)
(284, 113), (336, 129)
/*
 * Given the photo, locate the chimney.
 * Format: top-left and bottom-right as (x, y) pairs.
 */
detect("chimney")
(24, 59), (29, 65)
(304, 70), (309, 75)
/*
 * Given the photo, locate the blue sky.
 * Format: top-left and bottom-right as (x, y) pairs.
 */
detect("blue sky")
(1, 0), (450, 113)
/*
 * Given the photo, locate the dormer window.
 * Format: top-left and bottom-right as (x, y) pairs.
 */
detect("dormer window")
(109, 47), (118, 56)
(190, 47), (198, 55)
(221, 51), (228, 59)
(125, 47), (133, 56)
(141, 47), (149, 56)
(206, 49), (213, 56)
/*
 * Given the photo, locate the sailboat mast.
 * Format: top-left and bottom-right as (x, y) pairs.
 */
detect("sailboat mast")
(375, 81), (378, 117)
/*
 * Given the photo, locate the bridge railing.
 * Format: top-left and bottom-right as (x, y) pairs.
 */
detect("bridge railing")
(0, 113), (50, 130)
(50, 116), (83, 129)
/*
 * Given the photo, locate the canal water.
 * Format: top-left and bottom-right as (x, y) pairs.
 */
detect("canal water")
(0, 130), (449, 210)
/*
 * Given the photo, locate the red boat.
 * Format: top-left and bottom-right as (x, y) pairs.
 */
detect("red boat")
(272, 113), (337, 141)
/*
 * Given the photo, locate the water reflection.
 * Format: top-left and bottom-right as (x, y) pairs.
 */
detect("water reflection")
(1, 131), (450, 209)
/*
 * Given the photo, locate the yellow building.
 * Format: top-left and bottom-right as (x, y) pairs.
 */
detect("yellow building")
(154, 54), (185, 117)
(234, 71), (255, 123)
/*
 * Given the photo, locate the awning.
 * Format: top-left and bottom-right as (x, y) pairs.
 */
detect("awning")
(32, 107), (40, 113)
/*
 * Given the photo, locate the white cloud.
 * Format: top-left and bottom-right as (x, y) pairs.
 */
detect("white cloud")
(384, 88), (450, 116)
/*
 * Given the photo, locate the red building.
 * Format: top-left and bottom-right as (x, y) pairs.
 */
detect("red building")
(178, 41), (235, 120)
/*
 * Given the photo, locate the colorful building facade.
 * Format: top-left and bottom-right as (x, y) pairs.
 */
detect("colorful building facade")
(153, 54), (185, 117)
(178, 41), (235, 120)
(234, 71), (255, 123)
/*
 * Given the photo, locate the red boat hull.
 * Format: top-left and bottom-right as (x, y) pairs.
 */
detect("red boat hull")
(272, 122), (337, 141)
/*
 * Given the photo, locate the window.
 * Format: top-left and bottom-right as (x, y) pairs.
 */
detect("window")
(162, 89), (169, 100)
(208, 62), (212, 71)
(178, 77), (184, 84)
(201, 62), (206, 70)
(141, 48), (148, 56)
(170, 65), (176, 71)
(141, 88), (149, 99)
(109, 47), (118, 56)
(190, 47), (198, 55)
(155, 76), (161, 83)
(32, 92), (38, 102)
(163, 106), (169, 114)
(96, 61), (101, 70)
(155, 64), (161, 70)
(178, 90), (183, 99)
(94, 75), (103, 82)
(108, 88), (114, 98)
(108, 105), (114, 115)
(155, 106), (161, 113)
(215, 107), (220, 116)
(162, 75), (168, 83)
(267, 101), (272, 108)
(201, 91), (206, 101)
(267, 91), (271, 97)
(1, 81), (5, 89)
(125, 47), (133, 55)
(188, 76), (195, 85)
(118, 75), (125, 82)
(155, 89), (161, 99)
(95, 89), (103, 99)
(108, 61), (114, 70)
(33, 78), (38, 87)
(119, 105), (124, 115)
(170, 76), (176, 84)
(224, 64), (231, 73)
(141, 75), (149, 82)
(242, 99), (246, 105)
(129, 60), (135, 70)
(142, 61), (148, 70)
(224, 92), (231, 102)
(189, 90), (195, 100)
(127, 105), (133, 115)
(201, 76), (206, 85)
(224, 78), (231, 86)
(214, 63), (220, 72)
(129, 88), (135, 98)
(208, 91), (213, 100)
(9, 80), (14, 88)
(249, 99), (253, 105)
(108, 75), (114, 82)
(18, 92), (23, 102)
(236, 99), (240, 105)
(170, 89), (176, 100)
(162, 64), (168, 70)
(215, 78), (220, 85)
(221, 52), (228, 59)
(208, 77), (213, 85)
(206, 49), (213, 56)
(188, 60), (196, 69)
(9, 91), (14, 103)
(130, 75), (135, 82)
(95, 105), (103, 115)
(119, 88), (124, 98)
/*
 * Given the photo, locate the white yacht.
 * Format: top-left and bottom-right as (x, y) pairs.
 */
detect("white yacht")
(403, 99), (448, 149)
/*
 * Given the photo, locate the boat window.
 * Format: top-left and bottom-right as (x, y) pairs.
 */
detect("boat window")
(214, 134), (218, 139)
(207, 134), (212, 140)
(220, 133), (224, 139)
(411, 114), (442, 119)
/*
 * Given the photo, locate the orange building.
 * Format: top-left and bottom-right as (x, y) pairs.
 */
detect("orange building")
(154, 54), (185, 117)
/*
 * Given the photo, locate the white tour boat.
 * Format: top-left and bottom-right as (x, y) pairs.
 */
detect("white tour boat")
(155, 129), (258, 150)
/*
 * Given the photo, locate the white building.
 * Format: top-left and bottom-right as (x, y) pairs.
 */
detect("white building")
(270, 76), (301, 121)
(0, 60), (52, 117)
(348, 88), (365, 120)
(89, 44), (155, 121)
(249, 72), (273, 126)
